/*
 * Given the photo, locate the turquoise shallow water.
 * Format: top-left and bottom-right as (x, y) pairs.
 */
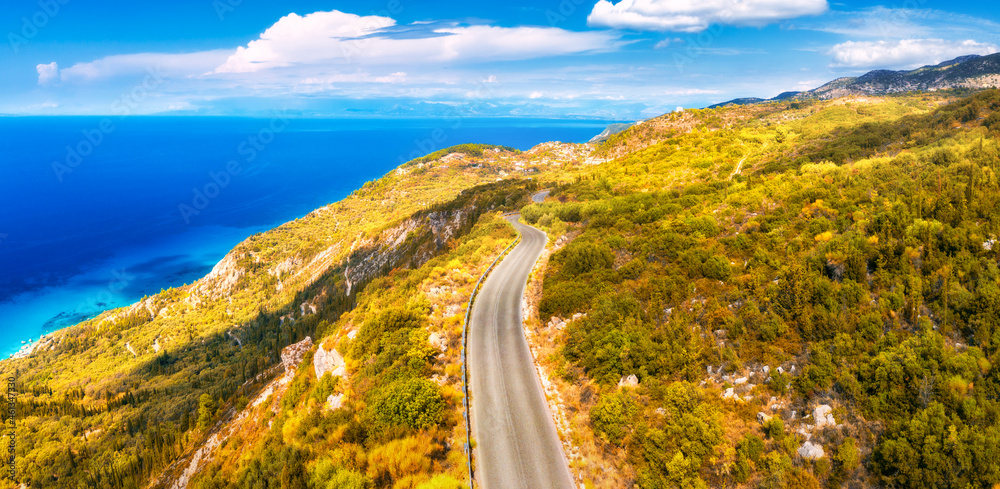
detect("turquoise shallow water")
(0, 116), (616, 357)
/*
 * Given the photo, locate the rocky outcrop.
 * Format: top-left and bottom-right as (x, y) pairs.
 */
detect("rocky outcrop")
(814, 404), (837, 429)
(798, 441), (826, 460)
(281, 337), (313, 372)
(196, 252), (245, 299)
(313, 343), (346, 380)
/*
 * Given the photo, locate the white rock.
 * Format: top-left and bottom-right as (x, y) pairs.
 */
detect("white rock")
(777, 367), (784, 374)
(722, 388), (737, 400)
(707, 365), (713, 375)
(756, 412), (772, 424)
(313, 343), (346, 380)
(281, 337), (313, 372)
(734, 377), (748, 385)
(618, 374), (639, 388)
(428, 332), (447, 352)
(326, 393), (344, 411)
(762, 365), (770, 375)
(813, 405), (835, 428)
(798, 441), (825, 460)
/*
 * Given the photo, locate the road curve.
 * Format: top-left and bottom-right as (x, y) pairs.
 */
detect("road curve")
(468, 204), (574, 489)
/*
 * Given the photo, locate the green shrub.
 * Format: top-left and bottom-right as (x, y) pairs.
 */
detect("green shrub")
(984, 112), (1000, 131)
(702, 256), (732, 281)
(367, 379), (445, 432)
(590, 392), (636, 445)
(558, 241), (614, 275)
(837, 437), (860, 472)
(350, 308), (424, 360)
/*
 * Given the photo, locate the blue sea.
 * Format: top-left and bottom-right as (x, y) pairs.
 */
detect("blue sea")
(0, 116), (615, 358)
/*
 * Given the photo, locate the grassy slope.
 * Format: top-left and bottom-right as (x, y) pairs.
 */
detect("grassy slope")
(0, 147), (554, 488)
(525, 90), (1000, 488)
(3, 90), (1000, 489)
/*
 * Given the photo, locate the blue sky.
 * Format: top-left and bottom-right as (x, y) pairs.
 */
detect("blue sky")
(2, 0), (999, 118)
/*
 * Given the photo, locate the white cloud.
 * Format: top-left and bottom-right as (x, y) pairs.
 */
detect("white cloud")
(653, 38), (683, 49)
(799, 7), (1000, 41)
(588, 0), (829, 32)
(829, 39), (998, 69)
(662, 88), (722, 95)
(374, 72), (407, 83)
(37, 62), (58, 85)
(530, 91), (544, 99)
(214, 10), (617, 74)
(57, 51), (230, 83)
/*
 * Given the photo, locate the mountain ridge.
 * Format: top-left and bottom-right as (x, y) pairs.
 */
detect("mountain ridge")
(711, 52), (1000, 108)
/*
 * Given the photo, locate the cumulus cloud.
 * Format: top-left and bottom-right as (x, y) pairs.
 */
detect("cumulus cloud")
(828, 39), (998, 69)
(215, 10), (617, 74)
(588, 0), (829, 32)
(37, 62), (59, 85)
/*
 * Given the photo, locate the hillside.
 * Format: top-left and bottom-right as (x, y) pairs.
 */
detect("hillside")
(713, 53), (1000, 108)
(2, 89), (1000, 488)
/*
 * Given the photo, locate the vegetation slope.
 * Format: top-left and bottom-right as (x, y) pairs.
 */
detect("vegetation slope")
(1, 90), (999, 489)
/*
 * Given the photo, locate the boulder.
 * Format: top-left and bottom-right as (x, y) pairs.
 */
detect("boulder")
(813, 404), (836, 428)
(734, 376), (749, 385)
(326, 393), (344, 411)
(428, 332), (447, 352)
(313, 343), (346, 380)
(618, 374), (639, 388)
(756, 412), (772, 424)
(798, 441), (825, 460)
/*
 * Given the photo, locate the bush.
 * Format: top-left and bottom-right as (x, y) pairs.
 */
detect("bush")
(836, 437), (860, 472)
(558, 241), (614, 275)
(521, 204), (544, 224)
(702, 256), (732, 281)
(985, 112), (1000, 131)
(590, 392), (636, 445)
(351, 308), (424, 359)
(539, 280), (595, 319)
(367, 379), (445, 432)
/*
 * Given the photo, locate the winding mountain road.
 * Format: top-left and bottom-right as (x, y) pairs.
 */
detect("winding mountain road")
(468, 191), (574, 489)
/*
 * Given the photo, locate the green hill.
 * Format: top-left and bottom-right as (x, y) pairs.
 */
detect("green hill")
(2, 90), (1000, 489)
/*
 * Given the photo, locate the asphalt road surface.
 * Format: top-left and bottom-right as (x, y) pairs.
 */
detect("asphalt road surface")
(468, 193), (574, 489)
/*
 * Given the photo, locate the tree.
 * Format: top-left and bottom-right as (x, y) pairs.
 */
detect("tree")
(197, 393), (217, 430)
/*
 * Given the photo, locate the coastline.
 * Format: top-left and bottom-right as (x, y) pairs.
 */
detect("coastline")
(0, 118), (622, 361)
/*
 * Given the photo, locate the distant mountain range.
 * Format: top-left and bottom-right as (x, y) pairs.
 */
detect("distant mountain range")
(710, 52), (1000, 108)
